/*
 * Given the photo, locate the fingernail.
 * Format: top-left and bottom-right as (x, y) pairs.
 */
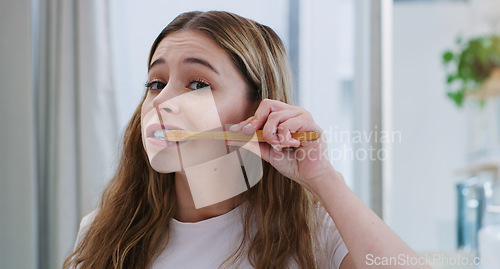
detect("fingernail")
(271, 144), (282, 152)
(290, 138), (300, 144)
(242, 124), (255, 134)
(229, 124), (240, 132)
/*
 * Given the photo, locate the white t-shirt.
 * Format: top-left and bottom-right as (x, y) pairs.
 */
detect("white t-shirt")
(75, 204), (348, 268)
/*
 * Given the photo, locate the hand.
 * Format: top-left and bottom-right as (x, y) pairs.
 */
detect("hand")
(227, 99), (335, 190)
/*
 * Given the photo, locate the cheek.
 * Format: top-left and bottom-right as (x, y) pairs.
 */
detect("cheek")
(141, 94), (157, 121)
(218, 99), (253, 125)
(140, 96), (151, 121)
(140, 105), (149, 133)
(212, 89), (251, 122)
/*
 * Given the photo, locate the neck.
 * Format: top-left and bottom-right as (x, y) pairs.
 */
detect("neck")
(174, 171), (243, 222)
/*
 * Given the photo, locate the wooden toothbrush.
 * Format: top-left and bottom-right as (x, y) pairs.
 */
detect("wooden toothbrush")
(164, 130), (319, 142)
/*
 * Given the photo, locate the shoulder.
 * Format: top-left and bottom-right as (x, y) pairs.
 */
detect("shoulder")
(80, 209), (99, 229)
(73, 209), (99, 250)
(313, 203), (339, 237)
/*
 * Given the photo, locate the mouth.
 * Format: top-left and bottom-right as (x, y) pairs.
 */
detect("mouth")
(145, 123), (186, 146)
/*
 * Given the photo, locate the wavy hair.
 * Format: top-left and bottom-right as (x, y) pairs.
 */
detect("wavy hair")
(63, 11), (318, 269)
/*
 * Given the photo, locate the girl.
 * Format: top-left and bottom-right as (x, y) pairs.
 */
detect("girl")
(64, 11), (423, 269)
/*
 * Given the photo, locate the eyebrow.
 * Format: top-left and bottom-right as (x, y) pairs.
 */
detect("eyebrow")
(149, 58), (165, 70)
(148, 57), (219, 75)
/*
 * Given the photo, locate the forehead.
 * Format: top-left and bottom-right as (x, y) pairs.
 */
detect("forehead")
(151, 30), (229, 64)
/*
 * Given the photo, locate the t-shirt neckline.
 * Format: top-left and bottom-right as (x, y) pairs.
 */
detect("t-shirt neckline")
(170, 203), (245, 229)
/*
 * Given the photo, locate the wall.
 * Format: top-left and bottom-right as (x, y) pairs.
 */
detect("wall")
(0, 0), (37, 268)
(391, 1), (471, 251)
(299, 0), (355, 187)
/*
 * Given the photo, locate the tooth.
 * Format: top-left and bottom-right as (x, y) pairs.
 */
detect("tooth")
(154, 130), (165, 136)
(153, 130), (167, 140)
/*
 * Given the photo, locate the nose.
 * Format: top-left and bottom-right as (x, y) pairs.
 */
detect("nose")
(152, 82), (181, 114)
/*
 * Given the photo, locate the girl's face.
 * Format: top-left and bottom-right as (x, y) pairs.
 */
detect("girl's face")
(141, 30), (255, 173)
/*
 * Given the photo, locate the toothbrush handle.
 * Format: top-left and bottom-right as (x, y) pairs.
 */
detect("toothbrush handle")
(226, 130), (319, 142)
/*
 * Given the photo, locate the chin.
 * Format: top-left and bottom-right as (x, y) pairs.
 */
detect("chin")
(149, 153), (182, 173)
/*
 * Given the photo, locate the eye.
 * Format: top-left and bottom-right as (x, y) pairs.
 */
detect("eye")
(187, 80), (210, 90)
(145, 80), (166, 91)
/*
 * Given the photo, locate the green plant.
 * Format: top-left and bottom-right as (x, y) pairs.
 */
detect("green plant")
(442, 35), (500, 107)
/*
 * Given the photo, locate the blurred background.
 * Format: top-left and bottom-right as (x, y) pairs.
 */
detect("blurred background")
(2, 0), (500, 268)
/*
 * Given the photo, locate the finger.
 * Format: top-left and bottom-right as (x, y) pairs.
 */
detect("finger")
(228, 116), (254, 132)
(276, 118), (302, 148)
(278, 111), (322, 147)
(261, 110), (302, 147)
(242, 99), (291, 134)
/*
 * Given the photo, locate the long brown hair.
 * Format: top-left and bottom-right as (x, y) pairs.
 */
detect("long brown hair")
(64, 11), (318, 268)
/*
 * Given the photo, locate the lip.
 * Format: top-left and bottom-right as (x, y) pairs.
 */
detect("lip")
(144, 123), (187, 147)
(145, 123), (185, 138)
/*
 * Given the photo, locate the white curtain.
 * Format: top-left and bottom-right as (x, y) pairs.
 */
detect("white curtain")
(36, 0), (117, 268)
